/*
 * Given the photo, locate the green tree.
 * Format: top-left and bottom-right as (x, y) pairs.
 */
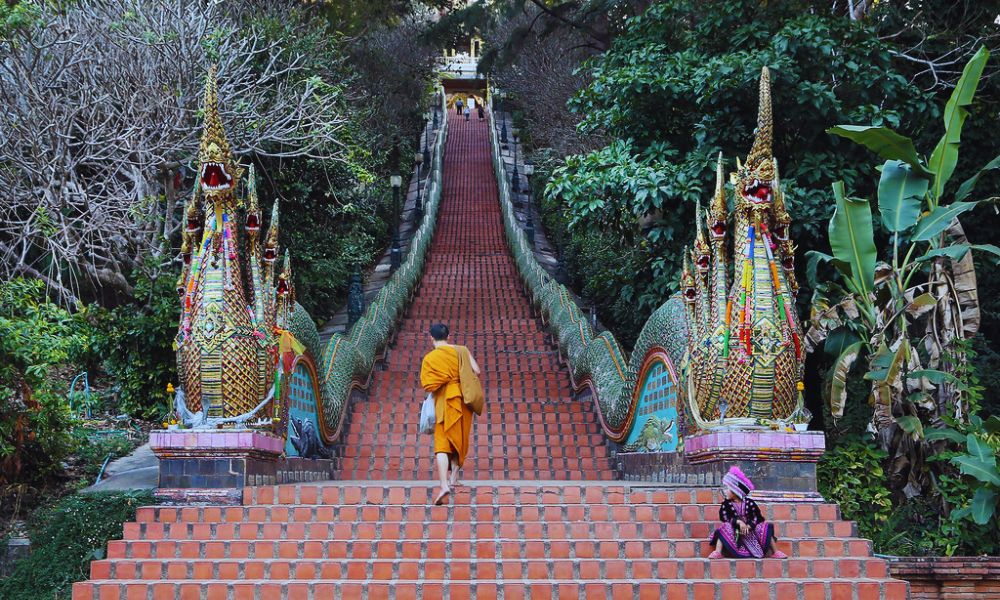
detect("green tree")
(0, 279), (85, 485)
(541, 0), (933, 344)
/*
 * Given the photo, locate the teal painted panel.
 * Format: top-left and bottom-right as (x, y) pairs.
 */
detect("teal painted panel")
(623, 359), (679, 453)
(285, 362), (324, 458)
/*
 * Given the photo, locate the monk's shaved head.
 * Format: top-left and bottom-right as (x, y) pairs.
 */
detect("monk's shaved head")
(430, 323), (449, 341)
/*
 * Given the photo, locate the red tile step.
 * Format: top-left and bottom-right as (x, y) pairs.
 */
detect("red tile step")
(73, 578), (909, 599)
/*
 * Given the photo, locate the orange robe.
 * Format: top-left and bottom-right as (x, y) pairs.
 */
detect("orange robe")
(420, 345), (473, 466)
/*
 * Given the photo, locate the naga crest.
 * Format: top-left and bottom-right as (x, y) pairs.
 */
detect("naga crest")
(175, 67), (295, 427)
(682, 67), (803, 429)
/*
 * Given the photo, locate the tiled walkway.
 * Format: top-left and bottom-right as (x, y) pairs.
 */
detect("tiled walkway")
(335, 113), (614, 481)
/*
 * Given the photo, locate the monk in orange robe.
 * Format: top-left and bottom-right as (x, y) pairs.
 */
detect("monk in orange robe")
(420, 323), (481, 504)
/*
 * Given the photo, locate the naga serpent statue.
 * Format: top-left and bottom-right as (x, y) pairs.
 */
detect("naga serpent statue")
(681, 66), (804, 429)
(172, 63), (799, 451)
(489, 66), (805, 451)
(174, 67), (311, 429)
(171, 68), (447, 454)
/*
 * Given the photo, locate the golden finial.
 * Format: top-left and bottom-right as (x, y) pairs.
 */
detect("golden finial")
(198, 67), (232, 164)
(693, 199), (709, 268)
(246, 165), (258, 210)
(184, 186), (201, 232)
(709, 153), (728, 239)
(772, 158), (791, 228)
(197, 66), (237, 201)
(276, 250), (292, 298)
(681, 251), (696, 304)
(175, 271), (186, 296)
(246, 164), (261, 234)
(745, 67), (773, 169)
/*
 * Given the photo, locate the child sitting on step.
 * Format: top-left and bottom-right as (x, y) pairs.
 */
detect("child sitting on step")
(708, 466), (787, 559)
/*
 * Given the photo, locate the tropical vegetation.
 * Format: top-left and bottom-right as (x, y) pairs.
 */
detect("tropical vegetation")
(479, 0), (1000, 555)
(0, 0), (441, 569)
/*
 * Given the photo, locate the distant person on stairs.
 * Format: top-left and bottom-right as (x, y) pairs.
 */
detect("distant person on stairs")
(477, 105), (485, 122)
(420, 323), (484, 505)
(455, 98), (464, 115)
(708, 466), (787, 559)
(464, 106), (471, 121)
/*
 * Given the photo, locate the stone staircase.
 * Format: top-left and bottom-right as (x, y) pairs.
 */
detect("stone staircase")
(72, 113), (909, 599)
(333, 113), (615, 483)
(76, 482), (906, 598)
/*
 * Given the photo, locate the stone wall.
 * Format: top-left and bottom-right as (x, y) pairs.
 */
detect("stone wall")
(0, 538), (29, 578)
(888, 556), (1000, 599)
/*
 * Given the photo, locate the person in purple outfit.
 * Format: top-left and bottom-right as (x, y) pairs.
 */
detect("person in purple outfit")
(708, 465), (787, 559)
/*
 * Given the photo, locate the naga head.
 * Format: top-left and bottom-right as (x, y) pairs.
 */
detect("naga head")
(681, 252), (697, 304)
(770, 158), (796, 272)
(197, 67), (239, 211)
(246, 164), (261, 235)
(734, 67), (776, 217)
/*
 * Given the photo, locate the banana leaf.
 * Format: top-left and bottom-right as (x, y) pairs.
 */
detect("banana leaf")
(830, 181), (877, 297)
(827, 125), (931, 176)
(970, 487), (997, 525)
(928, 46), (990, 200)
(955, 153), (1000, 202)
(878, 160), (928, 233)
(945, 220), (981, 338)
(829, 341), (863, 418)
(911, 202), (977, 241)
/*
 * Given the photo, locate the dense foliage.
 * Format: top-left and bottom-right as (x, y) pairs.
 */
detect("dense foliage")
(491, 0), (1000, 556)
(541, 0), (935, 344)
(0, 491), (154, 600)
(0, 276), (155, 488)
(0, 279), (86, 487)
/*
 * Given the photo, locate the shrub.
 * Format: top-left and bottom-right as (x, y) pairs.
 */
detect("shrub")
(68, 430), (143, 484)
(0, 278), (89, 486)
(0, 491), (154, 600)
(817, 438), (893, 545)
(90, 260), (179, 420)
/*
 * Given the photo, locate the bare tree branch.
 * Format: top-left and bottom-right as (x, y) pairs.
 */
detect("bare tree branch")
(0, 0), (352, 304)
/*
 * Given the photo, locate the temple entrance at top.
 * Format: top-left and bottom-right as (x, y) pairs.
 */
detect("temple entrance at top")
(446, 91), (486, 111)
(442, 43), (486, 113)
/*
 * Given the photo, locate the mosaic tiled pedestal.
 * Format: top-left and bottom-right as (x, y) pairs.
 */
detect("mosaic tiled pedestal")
(151, 430), (336, 504)
(686, 430), (825, 500)
(618, 430), (826, 502)
(151, 429), (283, 503)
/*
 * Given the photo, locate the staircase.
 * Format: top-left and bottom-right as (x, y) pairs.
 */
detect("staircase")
(72, 113), (909, 599)
(336, 114), (614, 482)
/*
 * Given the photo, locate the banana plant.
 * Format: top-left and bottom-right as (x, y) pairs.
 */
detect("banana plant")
(805, 46), (999, 497)
(927, 415), (1000, 526)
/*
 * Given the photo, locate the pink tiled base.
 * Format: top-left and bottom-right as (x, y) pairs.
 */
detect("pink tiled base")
(150, 429), (284, 459)
(685, 430), (826, 455)
(683, 431), (826, 501)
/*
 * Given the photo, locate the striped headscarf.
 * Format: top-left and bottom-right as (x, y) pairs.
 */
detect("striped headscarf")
(722, 465), (754, 500)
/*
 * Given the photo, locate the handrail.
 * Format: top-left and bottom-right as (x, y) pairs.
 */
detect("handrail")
(486, 97), (688, 443)
(293, 90), (450, 445)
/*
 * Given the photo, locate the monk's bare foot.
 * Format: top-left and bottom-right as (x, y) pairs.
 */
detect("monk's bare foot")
(771, 550), (787, 559)
(448, 471), (460, 488)
(708, 551), (723, 559)
(433, 486), (451, 505)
